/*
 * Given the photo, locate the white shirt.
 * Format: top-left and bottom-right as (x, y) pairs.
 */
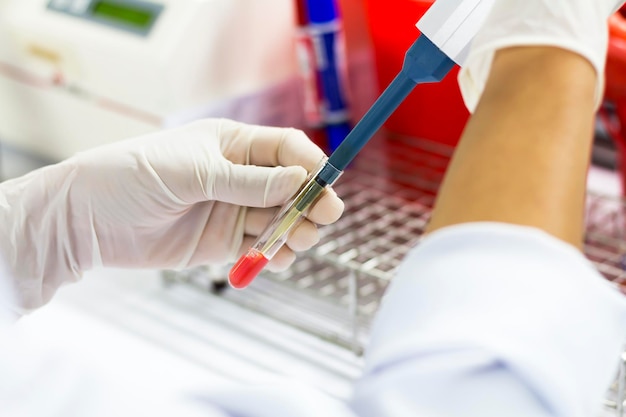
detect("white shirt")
(1, 223), (626, 416)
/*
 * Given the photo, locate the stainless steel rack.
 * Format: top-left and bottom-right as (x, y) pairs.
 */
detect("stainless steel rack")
(164, 133), (626, 415)
(163, 133), (446, 352)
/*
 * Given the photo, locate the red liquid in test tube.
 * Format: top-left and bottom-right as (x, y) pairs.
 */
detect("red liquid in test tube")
(228, 249), (269, 289)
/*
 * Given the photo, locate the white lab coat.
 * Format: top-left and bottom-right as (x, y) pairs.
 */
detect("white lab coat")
(1, 223), (625, 416)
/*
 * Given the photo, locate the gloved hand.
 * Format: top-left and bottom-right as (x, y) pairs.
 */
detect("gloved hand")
(458, 0), (626, 112)
(0, 119), (344, 311)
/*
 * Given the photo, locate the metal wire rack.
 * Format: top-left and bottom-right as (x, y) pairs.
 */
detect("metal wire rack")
(163, 133), (626, 415)
(163, 133), (445, 351)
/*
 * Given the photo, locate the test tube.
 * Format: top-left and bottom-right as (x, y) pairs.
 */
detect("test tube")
(229, 158), (342, 288)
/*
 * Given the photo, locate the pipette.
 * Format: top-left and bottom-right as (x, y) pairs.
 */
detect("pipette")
(229, 0), (495, 289)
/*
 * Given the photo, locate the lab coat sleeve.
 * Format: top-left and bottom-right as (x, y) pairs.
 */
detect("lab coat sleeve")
(351, 222), (626, 417)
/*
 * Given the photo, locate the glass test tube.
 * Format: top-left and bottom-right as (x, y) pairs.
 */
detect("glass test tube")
(229, 158), (342, 289)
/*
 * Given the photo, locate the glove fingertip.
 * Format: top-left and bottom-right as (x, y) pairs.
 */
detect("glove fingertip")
(265, 165), (308, 206)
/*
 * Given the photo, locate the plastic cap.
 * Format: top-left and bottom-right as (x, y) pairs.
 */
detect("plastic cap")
(305, 0), (339, 24)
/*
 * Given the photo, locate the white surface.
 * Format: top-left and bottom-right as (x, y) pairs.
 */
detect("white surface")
(15, 267), (362, 400)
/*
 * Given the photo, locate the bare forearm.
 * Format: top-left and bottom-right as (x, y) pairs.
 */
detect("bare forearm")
(427, 47), (597, 247)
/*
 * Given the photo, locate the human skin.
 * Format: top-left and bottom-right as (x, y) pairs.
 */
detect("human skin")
(427, 46), (597, 248)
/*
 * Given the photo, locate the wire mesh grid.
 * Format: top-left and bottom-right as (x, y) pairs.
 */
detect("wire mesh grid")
(586, 193), (626, 416)
(164, 134), (626, 415)
(163, 134), (445, 349)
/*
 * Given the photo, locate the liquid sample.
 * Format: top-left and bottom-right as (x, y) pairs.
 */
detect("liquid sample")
(227, 163), (332, 289)
(229, 249), (269, 289)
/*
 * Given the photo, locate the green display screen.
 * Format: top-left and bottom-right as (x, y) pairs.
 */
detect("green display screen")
(92, 1), (154, 28)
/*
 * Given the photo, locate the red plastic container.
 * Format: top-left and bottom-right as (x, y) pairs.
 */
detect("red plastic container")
(603, 9), (626, 195)
(364, 0), (469, 147)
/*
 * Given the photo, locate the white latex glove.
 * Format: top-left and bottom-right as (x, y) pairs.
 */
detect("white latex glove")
(0, 119), (344, 311)
(458, 0), (626, 112)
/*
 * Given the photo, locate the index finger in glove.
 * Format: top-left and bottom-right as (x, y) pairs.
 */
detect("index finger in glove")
(220, 120), (326, 172)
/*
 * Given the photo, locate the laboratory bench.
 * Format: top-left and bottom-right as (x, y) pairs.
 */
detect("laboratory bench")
(16, 267), (361, 401)
(3, 131), (626, 415)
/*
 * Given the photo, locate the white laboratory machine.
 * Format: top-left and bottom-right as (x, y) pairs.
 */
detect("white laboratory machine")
(0, 0), (300, 160)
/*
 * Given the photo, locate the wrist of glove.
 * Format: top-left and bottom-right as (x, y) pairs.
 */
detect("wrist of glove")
(0, 161), (84, 311)
(0, 119), (344, 310)
(458, 0), (626, 112)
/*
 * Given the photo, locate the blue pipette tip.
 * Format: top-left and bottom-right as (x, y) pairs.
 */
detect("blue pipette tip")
(327, 34), (455, 171)
(327, 122), (352, 152)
